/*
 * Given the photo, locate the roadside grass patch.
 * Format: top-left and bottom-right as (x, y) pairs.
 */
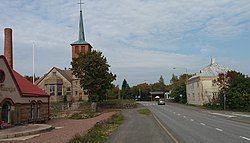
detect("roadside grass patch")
(68, 112), (124, 143)
(138, 108), (151, 115)
(97, 99), (137, 110)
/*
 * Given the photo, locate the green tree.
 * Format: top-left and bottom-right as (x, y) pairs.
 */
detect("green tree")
(151, 75), (166, 91)
(169, 74), (192, 103)
(107, 84), (119, 100)
(217, 71), (250, 111)
(24, 75), (39, 83)
(121, 79), (131, 99)
(170, 74), (178, 84)
(71, 50), (116, 102)
(131, 83), (151, 101)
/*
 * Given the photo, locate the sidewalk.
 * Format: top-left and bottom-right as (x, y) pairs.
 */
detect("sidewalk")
(0, 124), (53, 140)
(0, 111), (116, 143)
(106, 107), (174, 143)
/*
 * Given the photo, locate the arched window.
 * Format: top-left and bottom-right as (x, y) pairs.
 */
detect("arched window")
(37, 101), (42, 119)
(30, 102), (36, 121)
(1, 101), (12, 123)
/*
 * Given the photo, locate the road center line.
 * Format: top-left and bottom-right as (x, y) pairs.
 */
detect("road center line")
(240, 136), (250, 141)
(152, 113), (179, 143)
(183, 116), (186, 118)
(177, 114), (181, 116)
(215, 128), (223, 131)
(190, 119), (194, 122)
(200, 123), (206, 126)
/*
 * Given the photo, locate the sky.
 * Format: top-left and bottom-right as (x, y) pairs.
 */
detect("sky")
(0, 0), (250, 86)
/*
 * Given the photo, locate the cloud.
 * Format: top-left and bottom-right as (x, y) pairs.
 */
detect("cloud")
(0, 0), (249, 86)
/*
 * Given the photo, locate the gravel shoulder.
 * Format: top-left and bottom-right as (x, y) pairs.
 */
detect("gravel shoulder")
(106, 106), (174, 143)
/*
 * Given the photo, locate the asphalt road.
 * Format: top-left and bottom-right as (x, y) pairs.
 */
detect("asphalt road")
(141, 101), (250, 143)
(106, 106), (175, 143)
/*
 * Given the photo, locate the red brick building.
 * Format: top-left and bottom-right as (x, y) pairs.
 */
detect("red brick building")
(0, 28), (49, 126)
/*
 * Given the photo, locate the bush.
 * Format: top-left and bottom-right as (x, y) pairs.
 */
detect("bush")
(97, 99), (137, 110)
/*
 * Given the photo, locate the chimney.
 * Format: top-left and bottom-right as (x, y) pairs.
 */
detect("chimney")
(4, 28), (13, 68)
(211, 58), (216, 65)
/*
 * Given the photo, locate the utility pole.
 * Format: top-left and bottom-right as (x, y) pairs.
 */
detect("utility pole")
(32, 42), (35, 84)
(223, 93), (226, 110)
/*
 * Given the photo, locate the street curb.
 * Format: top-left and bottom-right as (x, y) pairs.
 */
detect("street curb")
(152, 113), (179, 143)
(0, 124), (54, 140)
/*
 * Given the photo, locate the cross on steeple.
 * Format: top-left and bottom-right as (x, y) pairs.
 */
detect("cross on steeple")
(78, 0), (84, 11)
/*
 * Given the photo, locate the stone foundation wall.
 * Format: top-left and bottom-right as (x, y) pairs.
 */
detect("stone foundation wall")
(0, 103), (49, 125)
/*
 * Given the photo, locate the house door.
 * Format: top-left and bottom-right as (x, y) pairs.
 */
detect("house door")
(1, 102), (11, 123)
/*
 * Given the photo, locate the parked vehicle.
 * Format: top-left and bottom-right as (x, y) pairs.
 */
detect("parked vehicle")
(158, 98), (165, 105)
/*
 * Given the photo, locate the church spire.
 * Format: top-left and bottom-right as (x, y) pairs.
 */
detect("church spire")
(71, 0), (88, 45)
(78, 0), (85, 41)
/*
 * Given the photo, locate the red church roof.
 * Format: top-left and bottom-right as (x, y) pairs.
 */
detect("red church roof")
(12, 70), (49, 97)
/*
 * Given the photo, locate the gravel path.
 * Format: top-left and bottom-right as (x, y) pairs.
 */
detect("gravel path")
(1, 112), (116, 143)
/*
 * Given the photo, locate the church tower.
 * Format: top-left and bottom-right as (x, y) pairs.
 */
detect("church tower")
(71, 1), (92, 60)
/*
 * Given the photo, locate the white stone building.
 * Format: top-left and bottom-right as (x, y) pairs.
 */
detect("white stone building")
(187, 59), (229, 105)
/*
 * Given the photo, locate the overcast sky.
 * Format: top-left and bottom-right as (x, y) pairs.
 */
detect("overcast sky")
(0, 0), (250, 86)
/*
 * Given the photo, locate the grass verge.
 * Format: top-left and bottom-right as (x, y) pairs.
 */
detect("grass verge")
(138, 108), (151, 115)
(68, 112), (124, 143)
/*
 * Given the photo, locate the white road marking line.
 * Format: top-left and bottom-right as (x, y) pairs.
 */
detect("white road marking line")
(190, 119), (194, 121)
(215, 128), (223, 131)
(233, 113), (250, 118)
(209, 112), (236, 118)
(240, 136), (250, 141)
(183, 116), (186, 118)
(177, 114), (181, 116)
(152, 113), (179, 143)
(200, 123), (206, 126)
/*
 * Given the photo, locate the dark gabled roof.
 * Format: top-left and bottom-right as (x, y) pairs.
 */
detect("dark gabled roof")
(35, 67), (75, 85)
(54, 67), (74, 82)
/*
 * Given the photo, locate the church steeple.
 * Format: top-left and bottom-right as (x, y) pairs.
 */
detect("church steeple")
(71, 0), (92, 60)
(78, 10), (85, 41)
(71, 0), (88, 45)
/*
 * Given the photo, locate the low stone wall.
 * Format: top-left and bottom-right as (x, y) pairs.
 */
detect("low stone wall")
(97, 100), (137, 110)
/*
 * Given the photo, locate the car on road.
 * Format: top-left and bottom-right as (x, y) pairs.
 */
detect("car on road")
(158, 98), (165, 105)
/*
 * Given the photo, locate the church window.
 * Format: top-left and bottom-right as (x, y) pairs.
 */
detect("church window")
(30, 102), (36, 120)
(49, 84), (55, 96)
(75, 46), (79, 54)
(57, 84), (63, 96)
(81, 46), (85, 52)
(66, 87), (71, 95)
(37, 103), (41, 119)
(52, 72), (56, 76)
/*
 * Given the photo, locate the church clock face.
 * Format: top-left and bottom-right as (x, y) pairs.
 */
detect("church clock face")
(0, 70), (5, 83)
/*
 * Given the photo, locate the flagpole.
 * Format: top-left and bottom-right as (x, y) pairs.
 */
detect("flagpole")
(32, 42), (35, 84)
